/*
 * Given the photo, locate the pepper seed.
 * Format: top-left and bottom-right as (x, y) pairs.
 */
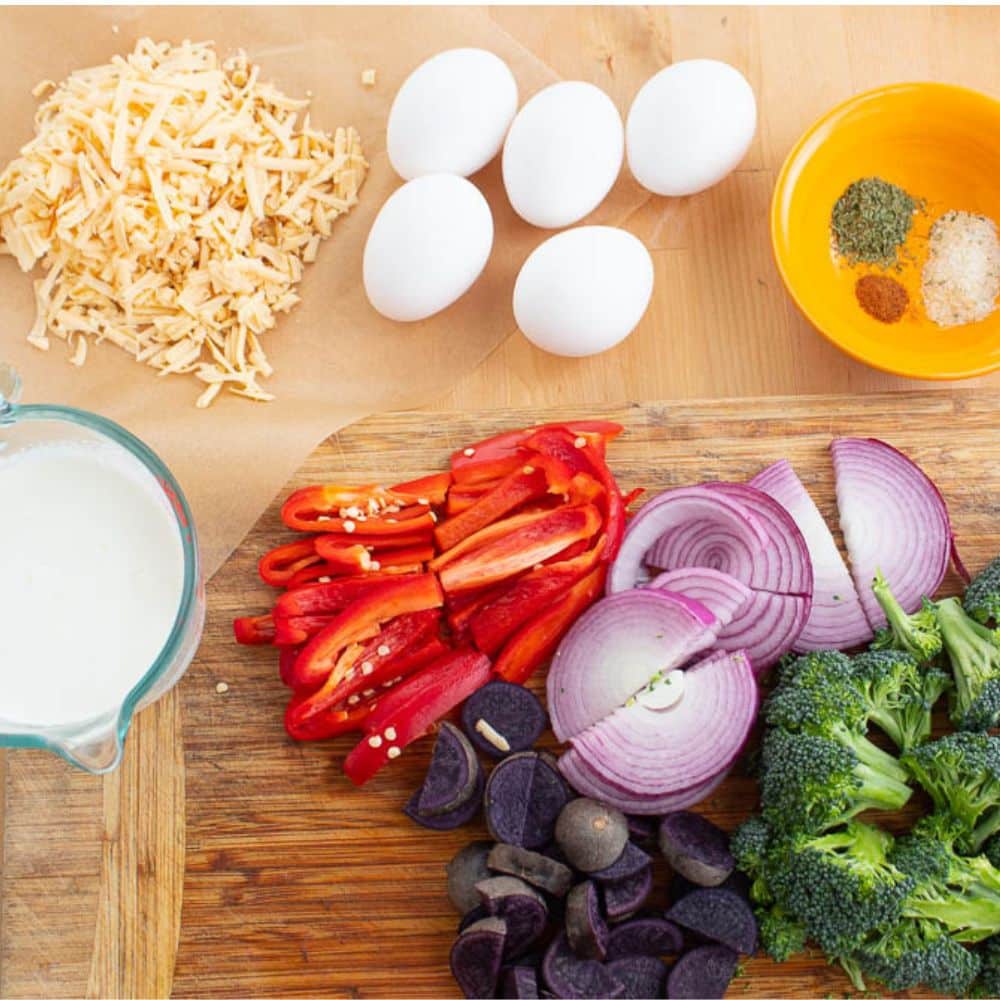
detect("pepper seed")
(387, 746), (401, 759)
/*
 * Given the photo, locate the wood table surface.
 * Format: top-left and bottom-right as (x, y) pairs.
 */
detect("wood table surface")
(2, 6), (999, 999)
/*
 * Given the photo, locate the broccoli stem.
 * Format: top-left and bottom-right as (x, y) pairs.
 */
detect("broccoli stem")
(938, 598), (998, 711)
(974, 810), (1000, 855)
(842, 724), (911, 786)
(906, 894), (1000, 944)
(853, 759), (914, 815)
(873, 571), (925, 659)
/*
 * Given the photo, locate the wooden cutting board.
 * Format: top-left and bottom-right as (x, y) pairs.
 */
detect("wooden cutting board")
(5, 390), (1000, 999)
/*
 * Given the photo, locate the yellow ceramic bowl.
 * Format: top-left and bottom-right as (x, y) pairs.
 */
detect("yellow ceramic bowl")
(772, 82), (1000, 380)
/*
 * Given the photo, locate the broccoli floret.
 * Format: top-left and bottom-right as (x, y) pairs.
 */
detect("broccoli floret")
(758, 905), (810, 963)
(851, 649), (951, 751)
(893, 815), (1000, 943)
(972, 934), (1000, 998)
(985, 835), (1000, 871)
(870, 571), (944, 662)
(767, 820), (912, 955)
(902, 732), (1000, 853)
(760, 727), (912, 835)
(775, 649), (855, 692)
(966, 555), (1000, 626)
(937, 596), (1000, 731)
(853, 916), (981, 995)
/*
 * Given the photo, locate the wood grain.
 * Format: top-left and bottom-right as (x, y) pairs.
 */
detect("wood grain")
(2, 8), (1000, 998)
(165, 389), (999, 998)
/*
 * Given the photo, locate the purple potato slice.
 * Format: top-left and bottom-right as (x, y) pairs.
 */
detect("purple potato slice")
(451, 916), (506, 999)
(414, 722), (480, 816)
(541, 932), (625, 999)
(659, 812), (735, 887)
(555, 798), (629, 873)
(477, 876), (549, 959)
(669, 870), (751, 904)
(488, 843), (574, 897)
(486, 752), (573, 850)
(665, 888), (758, 955)
(462, 680), (548, 759)
(626, 814), (659, 846)
(458, 903), (490, 933)
(591, 842), (652, 884)
(500, 965), (541, 1000)
(602, 865), (653, 921)
(404, 768), (484, 831)
(606, 956), (668, 999)
(666, 944), (739, 999)
(606, 918), (684, 960)
(565, 880), (608, 960)
(447, 841), (494, 914)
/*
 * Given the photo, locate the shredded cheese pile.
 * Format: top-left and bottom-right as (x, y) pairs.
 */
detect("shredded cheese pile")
(0, 38), (368, 406)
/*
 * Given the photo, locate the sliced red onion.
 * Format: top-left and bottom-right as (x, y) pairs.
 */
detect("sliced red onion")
(558, 751), (730, 815)
(608, 487), (769, 594)
(751, 459), (872, 650)
(831, 438), (959, 627)
(547, 590), (719, 744)
(706, 483), (813, 597)
(647, 569), (752, 629)
(712, 591), (810, 674)
(566, 651), (758, 802)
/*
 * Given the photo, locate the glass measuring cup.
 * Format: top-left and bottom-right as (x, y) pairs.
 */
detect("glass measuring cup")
(0, 363), (205, 773)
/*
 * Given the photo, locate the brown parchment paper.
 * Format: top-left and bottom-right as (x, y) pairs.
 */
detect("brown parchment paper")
(0, 6), (649, 578)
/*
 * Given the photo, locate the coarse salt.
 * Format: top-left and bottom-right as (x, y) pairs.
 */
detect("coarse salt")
(922, 210), (1000, 328)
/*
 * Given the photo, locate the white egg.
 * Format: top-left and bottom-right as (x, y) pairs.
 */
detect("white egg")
(626, 59), (757, 197)
(502, 81), (624, 229)
(364, 174), (494, 322)
(513, 226), (654, 357)
(387, 48), (518, 180)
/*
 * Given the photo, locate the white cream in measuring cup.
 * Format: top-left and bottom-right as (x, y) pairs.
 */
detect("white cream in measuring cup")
(0, 438), (184, 726)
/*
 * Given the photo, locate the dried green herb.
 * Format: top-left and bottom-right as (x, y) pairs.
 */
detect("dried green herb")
(830, 177), (921, 267)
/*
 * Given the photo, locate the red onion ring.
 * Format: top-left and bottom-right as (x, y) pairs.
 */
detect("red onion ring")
(647, 568), (752, 628)
(832, 438), (961, 627)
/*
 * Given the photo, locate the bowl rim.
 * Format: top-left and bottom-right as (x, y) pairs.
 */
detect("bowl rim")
(0, 403), (202, 771)
(770, 80), (1000, 381)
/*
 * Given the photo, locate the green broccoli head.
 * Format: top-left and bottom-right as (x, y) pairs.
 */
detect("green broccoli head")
(894, 815), (1000, 944)
(775, 649), (855, 692)
(870, 571), (944, 662)
(966, 555), (1000, 627)
(853, 916), (981, 996)
(936, 597), (1000, 731)
(972, 934), (1000, 999)
(768, 820), (912, 955)
(902, 732), (1000, 853)
(760, 727), (912, 835)
(851, 648), (951, 751)
(757, 905), (809, 963)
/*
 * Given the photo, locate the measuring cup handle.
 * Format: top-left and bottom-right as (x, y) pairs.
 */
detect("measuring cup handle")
(0, 363), (23, 419)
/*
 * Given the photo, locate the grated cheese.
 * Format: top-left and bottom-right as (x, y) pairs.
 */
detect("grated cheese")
(0, 37), (368, 406)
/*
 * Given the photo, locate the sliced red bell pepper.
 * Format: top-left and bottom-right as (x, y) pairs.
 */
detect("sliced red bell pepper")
(312, 540), (374, 574)
(282, 484), (437, 535)
(291, 574), (444, 691)
(438, 504), (602, 594)
(468, 539), (606, 655)
(285, 610), (443, 728)
(344, 648), (492, 785)
(492, 565), (607, 685)
(279, 645), (301, 686)
(233, 613), (276, 645)
(390, 471), (451, 506)
(447, 581), (515, 639)
(274, 612), (343, 647)
(275, 575), (410, 620)
(258, 539), (321, 587)
(450, 421), (623, 474)
(285, 695), (373, 741)
(434, 464), (548, 553)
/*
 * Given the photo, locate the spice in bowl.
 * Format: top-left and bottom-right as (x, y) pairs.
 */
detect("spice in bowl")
(921, 210), (1000, 328)
(855, 274), (909, 323)
(831, 177), (921, 267)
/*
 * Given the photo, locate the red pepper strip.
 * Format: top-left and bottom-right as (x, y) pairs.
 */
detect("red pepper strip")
(445, 492), (480, 517)
(281, 484), (437, 534)
(450, 421), (623, 474)
(447, 581), (515, 638)
(390, 471), (452, 506)
(312, 540), (374, 574)
(279, 646), (301, 686)
(469, 539), (606, 655)
(429, 506), (568, 573)
(233, 613), (276, 645)
(372, 544), (435, 569)
(275, 575), (410, 619)
(524, 427), (626, 559)
(258, 539), (321, 587)
(344, 649), (492, 786)
(493, 565), (607, 684)
(623, 487), (644, 508)
(291, 574), (444, 691)
(451, 454), (529, 487)
(285, 695), (373, 741)
(285, 610), (442, 728)
(274, 613), (341, 647)
(434, 465), (549, 553)
(285, 563), (421, 589)
(438, 504), (602, 595)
